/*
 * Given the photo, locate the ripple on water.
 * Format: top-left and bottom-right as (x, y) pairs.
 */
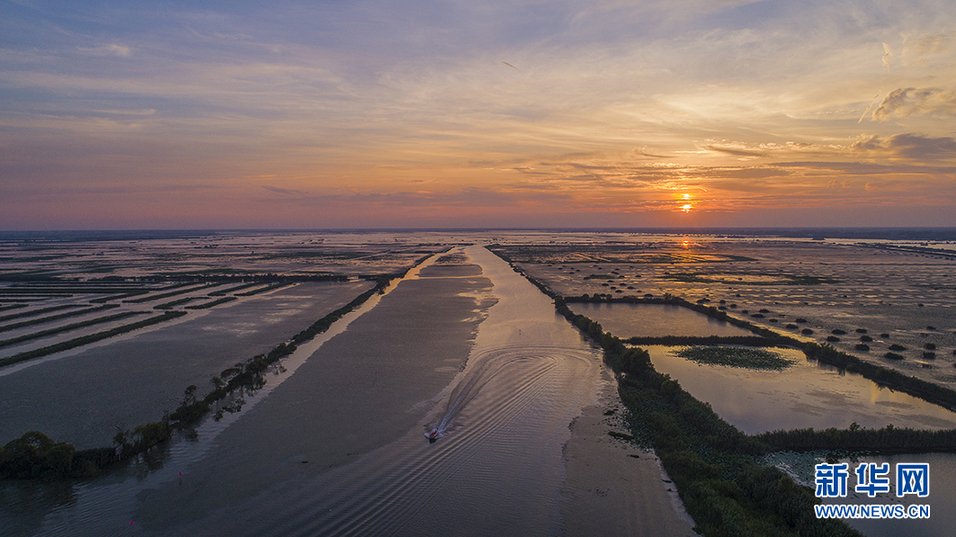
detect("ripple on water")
(171, 345), (601, 537)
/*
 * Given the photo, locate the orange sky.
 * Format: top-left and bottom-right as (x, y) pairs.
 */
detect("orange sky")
(1, 1), (955, 228)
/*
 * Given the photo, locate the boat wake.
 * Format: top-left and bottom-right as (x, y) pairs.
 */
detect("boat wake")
(424, 349), (514, 442)
(159, 345), (601, 536)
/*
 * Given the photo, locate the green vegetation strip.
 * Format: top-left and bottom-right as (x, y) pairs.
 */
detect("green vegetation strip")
(0, 268), (411, 480)
(90, 282), (195, 304)
(0, 290), (75, 296)
(676, 346), (795, 371)
(154, 296), (207, 310)
(90, 290), (151, 303)
(0, 303), (81, 323)
(208, 282), (261, 296)
(0, 310), (145, 349)
(235, 282), (294, 296)
(627, 335), (782, 347)
(186, 296), (237, 309)
(0, 311), (186, 368)
(123, 284), (210, 303)
(568, 294), (956, 412)
(504, 258), (956, 536)
(552, 296), (861, 537)
(171, 276), (400, 423)
(757, 425), (956, 454)
(0, 304), (120, 333)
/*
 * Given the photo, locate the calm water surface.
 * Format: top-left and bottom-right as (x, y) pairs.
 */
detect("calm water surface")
(647, 345), (956, 433)
(0, 246), (606, 536)
(572, 302), (755, 338)
(767, 451), (956, 537)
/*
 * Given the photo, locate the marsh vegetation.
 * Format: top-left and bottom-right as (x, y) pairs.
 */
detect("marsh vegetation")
(676, 346), (794, 371)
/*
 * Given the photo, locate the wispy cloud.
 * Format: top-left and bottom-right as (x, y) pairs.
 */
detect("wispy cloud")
(871, 87), (956, 120)
(852, 133), (956, 160)
(77, 44), (132, 57)
(882, 42), (893, 71)
(262, 185), (304, 197)
(2, 0), (956, 227)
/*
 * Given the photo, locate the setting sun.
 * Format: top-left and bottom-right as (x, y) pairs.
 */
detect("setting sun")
(680, 204), (694, 213)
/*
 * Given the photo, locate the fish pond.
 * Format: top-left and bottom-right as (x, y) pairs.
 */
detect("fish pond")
(645, 345), (956, 434)
(570, 302), (755, 338)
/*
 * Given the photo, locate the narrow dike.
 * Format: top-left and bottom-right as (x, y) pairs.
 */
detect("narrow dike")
(0, 253), (442, 481)
(492, 252), (865, 537)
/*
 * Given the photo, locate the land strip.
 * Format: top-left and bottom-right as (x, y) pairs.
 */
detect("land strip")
(0, 304), (82, 323)
(0, 311), (186, 368)
(0, 304), (120, 333)
(0, 310), (146, 349)
(494, 251), (872, 536)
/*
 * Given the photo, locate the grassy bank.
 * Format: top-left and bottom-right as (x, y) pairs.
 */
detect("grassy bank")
(500, 256), (872, 536)
(553, 296), (862, 536)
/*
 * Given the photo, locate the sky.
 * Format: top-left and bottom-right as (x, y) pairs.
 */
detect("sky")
(1, 0), (955, 229)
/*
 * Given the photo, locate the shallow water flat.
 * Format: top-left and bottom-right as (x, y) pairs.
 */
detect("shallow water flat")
(0, 281), (374, 448)
(767, 451), (956, 537)
(571, 302), (755, 338)
(647, 346), (956, 434)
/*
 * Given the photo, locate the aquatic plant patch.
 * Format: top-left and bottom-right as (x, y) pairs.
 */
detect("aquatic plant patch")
(675, 346), (795, 371)
(662, 272), (839, 285)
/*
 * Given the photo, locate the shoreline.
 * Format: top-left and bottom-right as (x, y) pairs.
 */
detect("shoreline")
(561, 371), (696, 536)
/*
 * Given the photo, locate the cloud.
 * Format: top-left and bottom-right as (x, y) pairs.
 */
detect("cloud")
(872, 87), (956, 120)
(851, 133), (956, 160)
(882, 42), (893, 71)
(704, 145), (766, 158)
(77, 44), (132, 57)
(902, 32), (954, 61)
(883, 43), (893, 71)
(858, 92), (881, 123)
(262, 185), (304, 196)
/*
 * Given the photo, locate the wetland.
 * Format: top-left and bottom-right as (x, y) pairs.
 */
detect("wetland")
(2, 229), (956, 536)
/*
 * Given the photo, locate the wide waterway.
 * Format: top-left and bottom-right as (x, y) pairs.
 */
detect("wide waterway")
(1, 246), (691, 536)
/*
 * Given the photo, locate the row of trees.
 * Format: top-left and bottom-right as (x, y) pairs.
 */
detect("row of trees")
(550, 295), (862, 537)
(0, 268), (410, 481)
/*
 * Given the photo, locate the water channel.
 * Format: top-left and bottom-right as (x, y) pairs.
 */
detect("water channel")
(1, 246), (619, 536)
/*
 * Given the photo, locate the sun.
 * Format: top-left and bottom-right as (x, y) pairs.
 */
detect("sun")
(676, 192), (697, 213)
